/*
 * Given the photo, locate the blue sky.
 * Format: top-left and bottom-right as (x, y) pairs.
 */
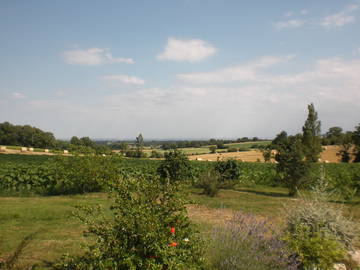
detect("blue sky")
(1, 0), (360, 139)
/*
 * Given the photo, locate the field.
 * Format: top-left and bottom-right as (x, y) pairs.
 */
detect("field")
(1, 186), (359, 269)
(189, 145), (347, 162)
(1, 154), (360, 268)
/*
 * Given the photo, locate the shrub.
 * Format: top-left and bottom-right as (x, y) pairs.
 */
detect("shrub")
(198, 170), (220, 197)
(150, 150), (164, 158)
(53, 176), (205, 270)
(209, 212), (297, 270)
(284, 189), (358, 269)
(227, 147), (238, 152)
(157, 150), (193, 182)
(209, 145), (217, 153)
(214, 159), (241, 181)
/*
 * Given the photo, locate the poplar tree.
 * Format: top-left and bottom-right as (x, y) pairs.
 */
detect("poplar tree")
(302, 103), (322, 162)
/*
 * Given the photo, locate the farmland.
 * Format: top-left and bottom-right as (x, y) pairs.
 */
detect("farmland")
(0, 153), (360, 268)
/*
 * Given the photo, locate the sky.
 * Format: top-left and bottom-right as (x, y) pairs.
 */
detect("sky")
(1, 0), (360, 139)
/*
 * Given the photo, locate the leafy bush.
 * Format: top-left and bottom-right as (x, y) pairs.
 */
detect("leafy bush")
(150, 150), (164, 158)
(157, 150), (193, 182)
(214, 159), (241, 181)
(284, 189), (358, 269)
(53, 176), (205, 270)
(227, 147), (238, 152)
(209, 212), (297, 270)
(198, 170), (220, 197)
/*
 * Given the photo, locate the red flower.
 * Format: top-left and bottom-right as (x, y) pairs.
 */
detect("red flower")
(169, 242), (178, 247)
(170, 227), (175, 234)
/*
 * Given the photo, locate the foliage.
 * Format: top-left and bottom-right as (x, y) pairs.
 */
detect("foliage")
(337, 132), (354, 163)
(274, 133), (311, 196)
(198, 170), (221, 197)
(259, 145), (273, 162)
(353, 123), (360, 162)
(227, 147), (238, 152)
(0, 121), (56, 148)
(302, 103), (322, 162)
(209, 145), (217, 153)
(52, 176), (205, 270)
(214, 159), (241, 182)
(284, 189), (359, 269)
(157, 150), (193, 182)
(135, 133), (144, 153)
(209, 212), (297, 270)
(0, 156), (122, 195)
(150, 150), (164, 158)
(324, 126), (344, 145)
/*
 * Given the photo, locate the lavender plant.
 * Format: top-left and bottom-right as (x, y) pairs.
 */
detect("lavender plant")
(209, 212), (298, 270)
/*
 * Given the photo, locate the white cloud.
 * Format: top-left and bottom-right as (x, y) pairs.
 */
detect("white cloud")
(301, 9), (309, 15)
(321, 4), (359, 28)
(284, 11), (294, 17)
(177, 55), (295, 84)
(274, 19), (305, 30)
(157, 38), (217, 62)
(101, 75), (145, 85)
(62, 48), (134, 66)
(5, 56), (360, 139)
(11, 92), (25, 99)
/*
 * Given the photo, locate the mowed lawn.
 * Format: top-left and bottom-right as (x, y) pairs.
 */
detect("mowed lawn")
(1, 186), (359, 269)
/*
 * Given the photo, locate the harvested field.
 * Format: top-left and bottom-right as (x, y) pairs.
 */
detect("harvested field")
(189, 145), (356, 163)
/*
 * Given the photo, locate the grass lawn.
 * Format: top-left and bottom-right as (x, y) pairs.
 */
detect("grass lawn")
(1, 186), (359, 269)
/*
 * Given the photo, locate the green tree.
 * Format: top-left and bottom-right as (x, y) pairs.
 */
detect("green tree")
(337, 132), (353, 163)
(302, 103), (322, 162)
(135, 133), (144, 153)
(353, 123), (360, 162)
(157, 150), (193, 182)
(119, 142), (129, 154)
(209, 145), (217, 153)
(324, 126), (344, 145)
(274, 133), (311, 196)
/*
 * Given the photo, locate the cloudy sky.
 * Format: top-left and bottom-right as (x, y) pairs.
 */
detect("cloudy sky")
(1, 0), (359, 139)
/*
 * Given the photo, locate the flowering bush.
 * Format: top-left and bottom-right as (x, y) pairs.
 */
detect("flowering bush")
(53, 175), (205, 270)
(209, 212), (297, 270)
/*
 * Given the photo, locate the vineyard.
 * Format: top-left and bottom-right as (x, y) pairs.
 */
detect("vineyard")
(1, 154), (359, 200)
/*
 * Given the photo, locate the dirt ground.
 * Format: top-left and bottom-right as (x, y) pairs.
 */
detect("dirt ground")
(189, 145), (353, 163)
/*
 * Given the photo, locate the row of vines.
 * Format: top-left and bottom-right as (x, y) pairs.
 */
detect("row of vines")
(0, 154), (359, 199)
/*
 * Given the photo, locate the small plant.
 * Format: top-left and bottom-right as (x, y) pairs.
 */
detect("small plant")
(209, 212), (297, 270)
(284, 188), (359, 270)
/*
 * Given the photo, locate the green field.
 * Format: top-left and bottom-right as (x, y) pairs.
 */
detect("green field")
(1, 154), (360, 268)
(1, 186), (359, 269)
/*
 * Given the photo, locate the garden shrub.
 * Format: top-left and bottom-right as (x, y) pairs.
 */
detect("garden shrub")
(284, 189), (358, 270)
(198, 169), (221, 197)
(157, 150), (193, 182)
(214, 159), (241, 181)
(53, 176), (205, 270)
(209, 212), (297, 270)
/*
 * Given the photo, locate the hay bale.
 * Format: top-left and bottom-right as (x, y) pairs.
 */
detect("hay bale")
(0, 146), (6, 152)
(44, 149), (49, 153)
(21, 147), (28, 152)
(29, 147), (34, 152)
